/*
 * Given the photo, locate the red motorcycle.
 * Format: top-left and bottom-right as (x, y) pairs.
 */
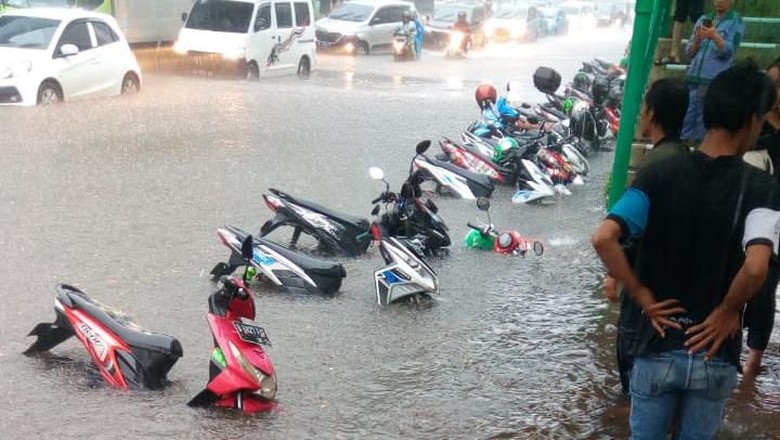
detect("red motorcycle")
(189, 235), (278, 413)
(25, 284), (182, 390)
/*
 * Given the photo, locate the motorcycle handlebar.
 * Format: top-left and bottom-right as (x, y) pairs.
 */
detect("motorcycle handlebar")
(467, 222), (482, 231)
(371, 195), (383, 204)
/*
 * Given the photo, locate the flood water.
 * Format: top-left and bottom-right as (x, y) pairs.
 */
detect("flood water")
(0, 29), (777, 439)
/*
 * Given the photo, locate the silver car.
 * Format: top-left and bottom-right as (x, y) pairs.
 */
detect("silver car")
(315, 0), (416, 55)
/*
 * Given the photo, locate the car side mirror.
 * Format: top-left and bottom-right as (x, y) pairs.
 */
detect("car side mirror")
(370, 17), (380, 25)
(181, 12), (188, 22)
(254, 18), (267, 32)
(59, 44), (79, 57)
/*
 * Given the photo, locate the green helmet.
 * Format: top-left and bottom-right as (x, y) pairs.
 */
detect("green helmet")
(493, 137), (519, 163)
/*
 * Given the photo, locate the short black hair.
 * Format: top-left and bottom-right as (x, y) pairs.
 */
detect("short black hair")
(703, 61), (778, 132)
(644, 78), (688, 138)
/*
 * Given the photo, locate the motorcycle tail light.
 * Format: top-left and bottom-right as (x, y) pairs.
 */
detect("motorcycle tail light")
(263, 194), (283, 212)
(370, 223), (382, 242)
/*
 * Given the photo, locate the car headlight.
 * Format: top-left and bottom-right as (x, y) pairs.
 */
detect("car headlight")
(229, 341), (277, 400)
(0, 60), (33, 79)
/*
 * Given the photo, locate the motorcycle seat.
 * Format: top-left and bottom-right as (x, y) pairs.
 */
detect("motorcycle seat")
(60, 285), (183, 357)
(255, 236), (346, 278)
(269, 188), (368, 228)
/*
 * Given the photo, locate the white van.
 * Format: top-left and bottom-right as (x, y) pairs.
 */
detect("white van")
(174, 0), (316, 78)
(559, 0), (597, 31)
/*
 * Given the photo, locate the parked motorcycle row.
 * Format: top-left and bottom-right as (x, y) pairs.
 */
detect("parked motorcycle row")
(21, 59), (623, 415)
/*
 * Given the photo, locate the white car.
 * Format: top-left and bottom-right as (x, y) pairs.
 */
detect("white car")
(0, 8), (141, 106)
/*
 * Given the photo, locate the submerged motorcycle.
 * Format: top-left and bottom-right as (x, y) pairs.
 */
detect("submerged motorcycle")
(211, 226), (346, 295)
(465, 198), (544, 256)
(374, 236), (439, 306)
(368, 141), (451, 254)
(189, 235), (277, 413)
(412, 151), (495, 199)
(25, 284), (182, 390)
(260, 188), (371, 257)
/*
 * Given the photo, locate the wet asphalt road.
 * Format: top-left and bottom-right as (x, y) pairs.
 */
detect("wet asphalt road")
(0, 27), (778, 439)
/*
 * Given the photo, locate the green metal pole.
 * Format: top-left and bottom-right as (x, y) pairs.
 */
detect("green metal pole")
(606, 0), (663, 209)
(641, 0), (671, 87)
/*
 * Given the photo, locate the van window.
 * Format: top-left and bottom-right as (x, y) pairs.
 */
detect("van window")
(254, 3), (271, 31)
(294, 2), (310, 26)
(275, 2), (293, 28)
(186, 0), (254, 33)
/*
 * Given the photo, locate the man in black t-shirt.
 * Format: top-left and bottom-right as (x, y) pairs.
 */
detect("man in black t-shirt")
(592, 64), (779, 439)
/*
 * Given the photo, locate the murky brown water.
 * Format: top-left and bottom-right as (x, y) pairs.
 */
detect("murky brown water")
(0, 29), (777, 439)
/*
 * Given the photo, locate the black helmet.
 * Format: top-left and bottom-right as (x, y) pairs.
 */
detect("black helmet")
(458, 11), (467, 20)
(402, 10), (412, 21)
(572, 72), (593, 94)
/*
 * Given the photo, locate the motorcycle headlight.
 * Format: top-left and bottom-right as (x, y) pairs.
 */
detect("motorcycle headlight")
(0, 60), (32, 79)
(229, 342), (277, 400)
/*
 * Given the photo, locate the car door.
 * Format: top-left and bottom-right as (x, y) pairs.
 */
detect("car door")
(88, 19), (124, 96)
(368, 5), (399, 50)
(267, 0), (296, 72)
(291, 1), (312, 66)
(247, 2), (274, 73)
(52, 19), (99, 100)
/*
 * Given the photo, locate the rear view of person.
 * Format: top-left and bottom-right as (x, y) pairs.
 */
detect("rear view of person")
(593, 63), (780, 439)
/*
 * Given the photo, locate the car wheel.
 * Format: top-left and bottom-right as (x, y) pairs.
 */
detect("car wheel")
(297, 56), (311, 79)
(246, 61), (260, 80)
(121, 72), (140, 94)
(355, 41), (369, 56)
(37, 80), (62, 106)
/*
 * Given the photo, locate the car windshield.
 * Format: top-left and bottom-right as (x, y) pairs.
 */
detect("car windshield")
(0, 15), (60, 49)
(433, 5), (470, 23)
(328, 3), (373, 22)
(185, 0), (254, 33)
(494, 6), (527, 19)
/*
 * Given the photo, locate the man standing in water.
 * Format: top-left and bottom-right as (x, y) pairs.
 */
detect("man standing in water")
(593, 63), (779, 438)
(604, 78), (690, 396)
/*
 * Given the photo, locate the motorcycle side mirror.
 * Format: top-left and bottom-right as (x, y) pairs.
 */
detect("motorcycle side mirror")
(371, 205), (380, 216)
(476, 197), (490, 211)
(415, 140), (431, 155)
(369, 167), (384, 180)
(241, 235), (254, 261)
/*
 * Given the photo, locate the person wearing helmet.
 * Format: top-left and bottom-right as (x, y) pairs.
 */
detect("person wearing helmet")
(493, 137), (519, 164)
(451, 11), (471, 53)
(394, 10), (417, 58)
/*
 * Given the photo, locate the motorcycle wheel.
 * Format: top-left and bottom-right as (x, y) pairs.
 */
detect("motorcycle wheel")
(533, 241), (544, 256)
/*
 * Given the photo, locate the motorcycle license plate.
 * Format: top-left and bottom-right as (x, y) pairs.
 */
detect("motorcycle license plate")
(234, 320), (272, 346)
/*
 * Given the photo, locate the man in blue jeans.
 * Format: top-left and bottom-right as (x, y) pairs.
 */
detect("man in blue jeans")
(593, 63), (779, 439)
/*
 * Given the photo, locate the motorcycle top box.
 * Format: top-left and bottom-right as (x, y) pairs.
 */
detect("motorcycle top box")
(533, 66), (562, 95)
(25, 284), (182, 390)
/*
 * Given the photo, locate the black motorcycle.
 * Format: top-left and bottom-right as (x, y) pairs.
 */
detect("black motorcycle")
(368, 140), (451, 255)
(259, 188), (371, 257)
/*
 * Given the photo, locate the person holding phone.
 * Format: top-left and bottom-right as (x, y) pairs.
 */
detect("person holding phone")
(681, 0), (744, 142)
